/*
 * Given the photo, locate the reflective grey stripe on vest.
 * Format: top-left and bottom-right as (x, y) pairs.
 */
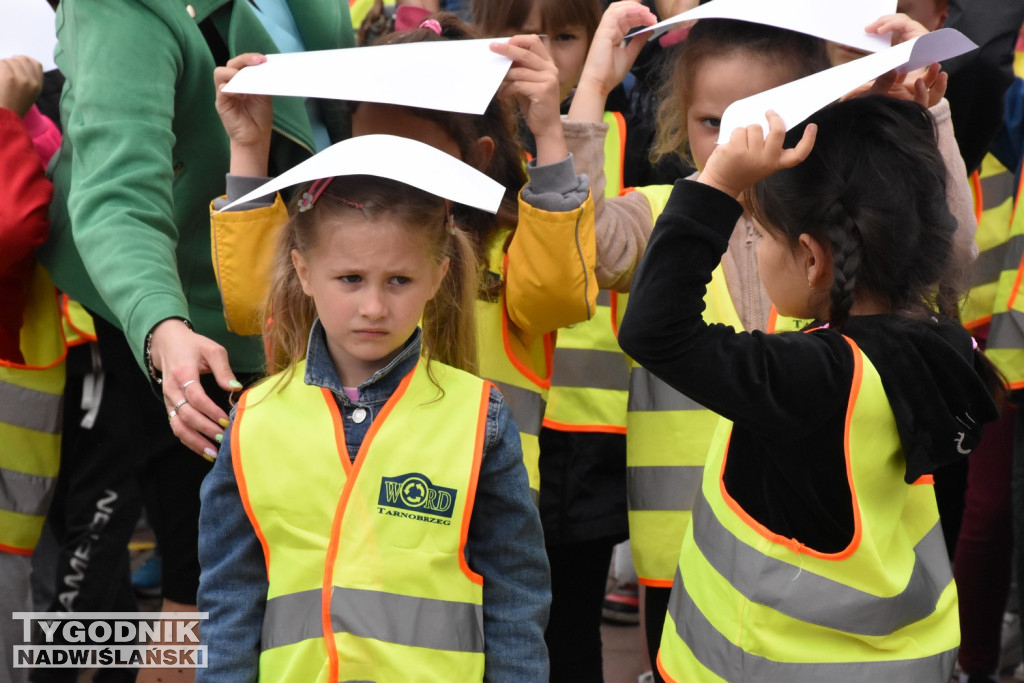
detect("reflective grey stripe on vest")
(0, 468), (55, 517)
(627, 367), (705, 412)
(490, 380), (544, 436)
(551, 348), (629, 390)
(668, 567), (958, 682)
(0, 379), (62, 434)
(969, 233), (1024, 288)
(981, 168), (1014, 211)
(691, 493), (952, 636)
(987, 309), (1024, 350)
(596, 290), (612, 307)
(262, 587), (484, 653)
(627, 465), (703, 512)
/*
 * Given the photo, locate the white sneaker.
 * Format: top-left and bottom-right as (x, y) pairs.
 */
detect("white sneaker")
(637, 672), (654, 683)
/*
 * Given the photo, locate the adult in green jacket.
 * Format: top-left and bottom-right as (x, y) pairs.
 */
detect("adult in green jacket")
(41, 0), (351, 452)
(34, 2), (352, 674)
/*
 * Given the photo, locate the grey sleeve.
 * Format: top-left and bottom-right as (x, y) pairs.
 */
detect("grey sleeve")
(211, 174), (277, 212)
(520, 154), (590, 213)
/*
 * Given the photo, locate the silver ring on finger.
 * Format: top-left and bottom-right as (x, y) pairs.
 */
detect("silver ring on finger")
(181, 379), (199, 391)
(168, 409), (178, 420)
(173, 397), (189, 411)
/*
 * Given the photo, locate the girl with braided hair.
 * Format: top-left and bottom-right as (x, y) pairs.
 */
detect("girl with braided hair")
(619, 96), (1004, 681)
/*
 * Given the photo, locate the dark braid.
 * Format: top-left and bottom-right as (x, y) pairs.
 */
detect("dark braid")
(823, 202), (863, 330)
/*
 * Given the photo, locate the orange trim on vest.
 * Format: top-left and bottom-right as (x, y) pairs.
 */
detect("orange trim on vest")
(500, 253), (553, 389)
(718, 334), (865, 561)
(639, 577), (675, 589)
(766, 306), (779, 333)
(322, 365), (418, 683)
(61, 294), (97, 345)
(321, 387), (353, 475)
(0, 541), (34, 556)
(232, 390), (272, 578)
(912, 475), (935, 485)
(969, 170), (983, 225)
(656, 649), (676, 683)
(610, 291), (621, 338)
(458, 381), (491, 586)
(541, 417), (627, 435)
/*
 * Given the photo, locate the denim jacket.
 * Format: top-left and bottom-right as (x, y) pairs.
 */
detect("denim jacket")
(197, 321), (551, 681)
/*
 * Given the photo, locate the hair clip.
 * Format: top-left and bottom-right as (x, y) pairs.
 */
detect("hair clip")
(419, 18), (442, 36)
(298, 177), (334, 213)
(338, 197), (365, 211)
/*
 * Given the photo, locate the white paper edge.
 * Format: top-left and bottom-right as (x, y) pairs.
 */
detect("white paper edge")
(221, 38), (512, 116)
(216, 134), (506, 214)
(632, 0), (894, 53)
(716, 28), (978, 144)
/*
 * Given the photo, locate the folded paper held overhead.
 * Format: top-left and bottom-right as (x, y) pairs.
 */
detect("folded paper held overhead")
(221, 38), (513, 116)
(632, 0), (895, 53)
(2, 0), (58, 71)
(216, 134), (507, 214)
(716, 28), (978, 144)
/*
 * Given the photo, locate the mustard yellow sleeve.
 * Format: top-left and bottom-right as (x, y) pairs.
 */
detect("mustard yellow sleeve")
(209, 195), (289, 336)
(504, 191), (597, 337)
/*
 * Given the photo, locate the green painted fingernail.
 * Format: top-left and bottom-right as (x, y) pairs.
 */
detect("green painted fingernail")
(229, 380), (244, 390)
(215, 433), (224, 444)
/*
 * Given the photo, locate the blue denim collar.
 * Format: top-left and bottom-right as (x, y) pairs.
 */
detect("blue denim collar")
(303, 319), (421, 406)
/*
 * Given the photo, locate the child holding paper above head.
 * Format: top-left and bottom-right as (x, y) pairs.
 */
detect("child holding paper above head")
(619, 96), (1003, 683)
(197, 137), (551, 682)
(564, 8), (977, 676)
(211, 13), (598, 506)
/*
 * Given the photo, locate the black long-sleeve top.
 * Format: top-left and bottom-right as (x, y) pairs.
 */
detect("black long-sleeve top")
(618, 180), (998, 553)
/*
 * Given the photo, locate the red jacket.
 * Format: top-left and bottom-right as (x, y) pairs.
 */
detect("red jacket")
(0, 107), (55, 363)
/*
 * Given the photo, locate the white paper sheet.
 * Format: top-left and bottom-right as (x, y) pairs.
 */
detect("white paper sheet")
(634, 0), (895, 53)
(1, 0), (58, 71)
(218, 134), (506, 214)
(716, 28), (977, 143)
(222, 38), (512, 115)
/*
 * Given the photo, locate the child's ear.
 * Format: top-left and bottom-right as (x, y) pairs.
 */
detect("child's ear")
(471, 136), (495, 172)
(291, 249), (314, 297)
(798, 233), (833, 289)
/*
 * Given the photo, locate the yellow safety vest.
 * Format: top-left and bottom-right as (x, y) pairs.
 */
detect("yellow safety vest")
(543, 111), (630, 434)
(0, 263), (66, 555)
(235, 357), (488, 682)
(476, 229), (551, 498)
(658, 336), (957, 682)
(962, 154), (1018, 329)
(624, 184), (808, 586)
(984, 160), (1024, 388)
(60, 294), (97, 347)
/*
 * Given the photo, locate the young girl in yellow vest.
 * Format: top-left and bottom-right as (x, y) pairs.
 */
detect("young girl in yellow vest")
(197, 148), (552, 681)
(619, 96), (1004, 682)
(210, 14), (598, 510)
(565, 8), (978, 675)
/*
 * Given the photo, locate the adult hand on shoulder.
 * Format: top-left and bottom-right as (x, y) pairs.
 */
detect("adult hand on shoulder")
(0, 56), (44, 118)
(569, 1), (657, 123)
(490, 35), (568, 166)
(699, 111), (816, 199)
(150, 319), (242, 460)
(215, 53), (273, 177)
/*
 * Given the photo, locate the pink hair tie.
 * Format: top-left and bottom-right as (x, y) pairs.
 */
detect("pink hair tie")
(419, 19), (442, 36)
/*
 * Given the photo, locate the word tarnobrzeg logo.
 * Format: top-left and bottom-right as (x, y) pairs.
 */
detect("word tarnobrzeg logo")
(377, 472), (458, 525)
(13, 612), (208, 669)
